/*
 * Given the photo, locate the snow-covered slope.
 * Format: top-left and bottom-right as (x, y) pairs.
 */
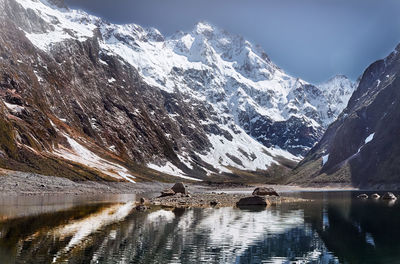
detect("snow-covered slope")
(0, 0), (355, 181)
(317, 75), (357, 127)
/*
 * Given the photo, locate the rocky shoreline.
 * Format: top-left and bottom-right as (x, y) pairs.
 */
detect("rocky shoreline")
(0, 169), (359, 197)
(137, 183), (308, 209)
(146, 193), (305, 209)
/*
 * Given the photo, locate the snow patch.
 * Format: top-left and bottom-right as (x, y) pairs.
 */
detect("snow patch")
(357, 133), (375, 154)
(322, 154), (329, 166)
(53, 134), (135, 183)
(147, 162), (202, 181)
(15, 0), (97, 51)
(365, 133), (375, 144)
(199, 124), (300, 173)
(3, 102), (25, 114)
(99, 59), (108, 65)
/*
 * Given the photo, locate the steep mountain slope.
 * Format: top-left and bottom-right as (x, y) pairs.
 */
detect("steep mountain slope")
(97, 21), (355, 156)
(0, 0), (354, 182)
(291, 44), (400, 188)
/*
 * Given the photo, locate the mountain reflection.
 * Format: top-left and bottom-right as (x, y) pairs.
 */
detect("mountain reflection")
(0, 192), (400, 263)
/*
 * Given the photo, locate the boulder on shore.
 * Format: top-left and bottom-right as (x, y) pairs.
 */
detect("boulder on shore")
(357, 194), (368, 199)
(382, 192), (397, 200)
(210, 200), (219, 207)
(160, 189), (175, 197)
(371, 193), (380, 199)
(171, 182), (188, 194)
(252, 187), (279, 196)
(236, 196), (270, 207)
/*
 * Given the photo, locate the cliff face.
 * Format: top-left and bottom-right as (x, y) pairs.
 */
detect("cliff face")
(0, 0), (355, 183)
(291, 44), (400, 188)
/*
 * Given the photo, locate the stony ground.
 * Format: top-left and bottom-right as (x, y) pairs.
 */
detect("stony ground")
(0, 168), (356, 198)
(0, 169), (173, 195)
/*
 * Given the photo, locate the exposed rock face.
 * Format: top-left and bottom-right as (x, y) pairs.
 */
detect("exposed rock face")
(291, 43), (400, 187)
(0, 0), (355, 182)
(252, 187), (279, 196)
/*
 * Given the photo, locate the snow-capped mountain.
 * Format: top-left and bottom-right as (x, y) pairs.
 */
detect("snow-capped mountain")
(317, 75), (357, 127)
(291, 44), (400, 187)
(0, 0), (355, 182)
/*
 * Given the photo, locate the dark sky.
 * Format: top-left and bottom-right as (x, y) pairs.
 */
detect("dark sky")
(65, 0), (400, 83)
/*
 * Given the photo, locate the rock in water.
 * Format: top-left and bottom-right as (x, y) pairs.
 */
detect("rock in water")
(136, 204), (148, 211)
(171, 182), (188, 195)
(236, 196), (270, 207)
(140, 197), (148, 204)
(382, 192), (397, 200)
(160, 189), (175, 197)
(357, 194), (368, 199)
(252, 187), (279, 196)
(371, 193), (380, 199)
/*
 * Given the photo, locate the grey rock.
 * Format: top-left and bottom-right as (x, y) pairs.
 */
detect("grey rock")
(171, 182), (188, 195)
(252, 187), (279, 196)
(357, 194), (368, 199)
(135, 204), (148, 211)
(236, 196), (269, 207)
(160, 189), (175, 197)
(382, 192), (397, 200)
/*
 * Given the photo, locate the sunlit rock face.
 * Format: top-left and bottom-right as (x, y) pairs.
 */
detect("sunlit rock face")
(0, 0), (354, 181)
(293, 44), (400, 187)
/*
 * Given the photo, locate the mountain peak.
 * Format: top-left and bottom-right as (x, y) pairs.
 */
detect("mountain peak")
(323, 74), (350, 84)
(194, 21), (216, 36)
(320, 74), (355, 92)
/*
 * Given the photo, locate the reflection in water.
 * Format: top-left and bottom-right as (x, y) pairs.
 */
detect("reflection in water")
(1, 192), (400, 263)
(51, 201), (136, 262)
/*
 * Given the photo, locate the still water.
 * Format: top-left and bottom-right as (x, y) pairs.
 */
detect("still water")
(0, 191), (399, 264)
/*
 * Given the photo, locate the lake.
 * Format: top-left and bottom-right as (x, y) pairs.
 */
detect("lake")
(0, 191), (399, 264)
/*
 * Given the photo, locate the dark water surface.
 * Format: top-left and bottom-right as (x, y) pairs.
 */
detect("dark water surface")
(0, 191), (399, 264)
